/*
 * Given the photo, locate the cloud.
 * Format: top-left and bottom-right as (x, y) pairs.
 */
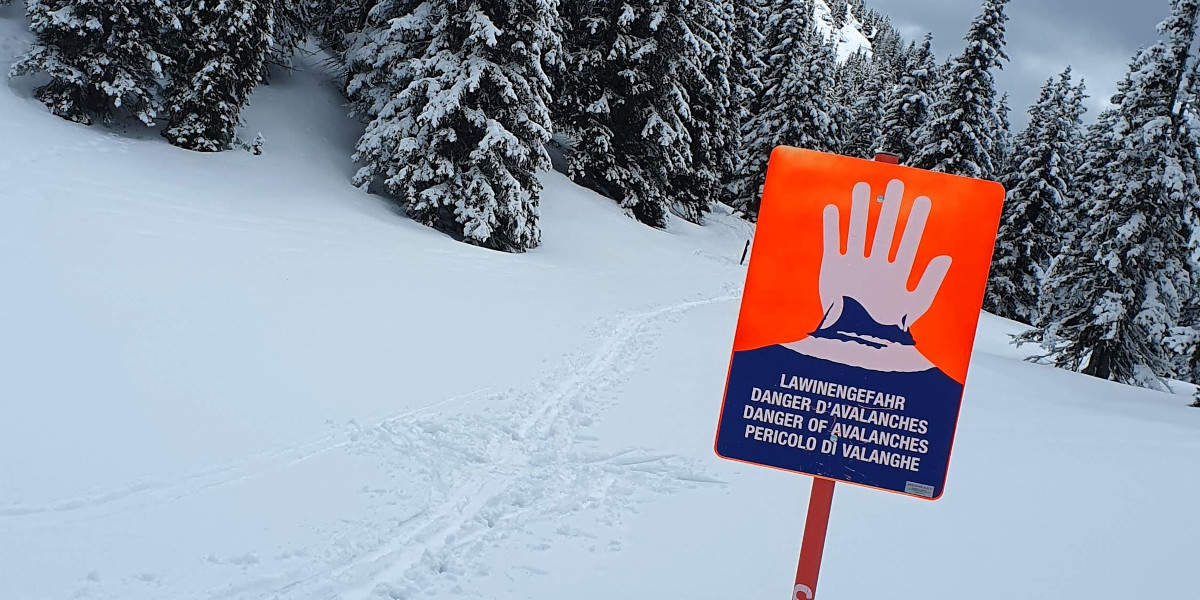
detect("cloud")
(864, 0), (1170, 128)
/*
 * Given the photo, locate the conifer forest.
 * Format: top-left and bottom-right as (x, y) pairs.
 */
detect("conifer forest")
(8, 0), (1200, 396)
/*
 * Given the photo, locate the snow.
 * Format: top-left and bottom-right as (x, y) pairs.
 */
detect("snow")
(814, 0), (874, 62)
(2, 7), (1198, 600)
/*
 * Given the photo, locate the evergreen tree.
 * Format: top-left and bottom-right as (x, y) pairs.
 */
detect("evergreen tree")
(876, 33), (936, 162)
(312, 0), (372, 54)
(1168, 36), (1200, 390)
(1021, 0), (1199, 388)
(268, 0), (312, 71)
(10, 0), (174, 126)
(847, 0), (866, 19)
(1054, 103), (1122, 251)
(859, 9), (893, 46)
(842, 52), (895, 158)
(910, 0), (1009, 179)
(827, 0), (848, 31)
(671, 0), (738, 223)
(723, 0), (768, 216)
(830, 48), (869, 121)
(985, 69), (1086, 323)
(760, 0), (841, 154)
(992, 91), (1014, 180)
(1171, 291), (1200, 401)
(1018, 110), (1125, 356)
(829, 29), (907, 160)
(161, 0), (273, 152)
(342, 0), (420, 119)
(736, 0), (839, 218)
(865, 20), (907, 81)
(349, 0), (559, 252)
(554, 0), (696, 228)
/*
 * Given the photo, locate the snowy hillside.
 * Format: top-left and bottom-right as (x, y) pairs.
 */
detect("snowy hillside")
(2, 5), (1198, 600)
(815, 0), (875, 61)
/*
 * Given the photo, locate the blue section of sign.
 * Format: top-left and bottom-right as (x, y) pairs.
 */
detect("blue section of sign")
(716, 344), (963, 499)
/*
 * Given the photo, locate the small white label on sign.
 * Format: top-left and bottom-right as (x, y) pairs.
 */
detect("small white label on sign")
(905, 482), (935, 498)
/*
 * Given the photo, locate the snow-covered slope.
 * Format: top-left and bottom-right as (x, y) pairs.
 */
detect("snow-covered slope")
(2, 6), (1197, 600)
(815, 0), (874, 61)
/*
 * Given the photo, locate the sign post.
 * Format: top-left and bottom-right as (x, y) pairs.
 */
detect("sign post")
(715, 147), (1005, 598)
(791, 153), (899, 600)
(793, 477), (834, 599)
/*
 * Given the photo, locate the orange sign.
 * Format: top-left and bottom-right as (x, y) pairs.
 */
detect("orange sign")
(715, 147), (1004, 499)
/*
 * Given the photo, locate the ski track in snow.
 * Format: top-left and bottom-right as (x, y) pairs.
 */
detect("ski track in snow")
(4, 294), (735, 600)
(230, 294), (738, 600)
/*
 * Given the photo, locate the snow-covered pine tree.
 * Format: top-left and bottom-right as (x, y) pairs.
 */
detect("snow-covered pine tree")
(1059, 76), (1088, 173)
(825, 60), (853, 160)
(342, 0), (419, 119)
(985, 68), (1086, 323)
(1016, 109), (1118, 347)
(349, 0), (559, 251)
(554, 0), (695, 228)
(1053, 101), (1121, 252)
(876, 33), (936, 162)
(267, 0), (312, 71)
(723, 0), (768, 216)
(1020, 0), (1198, 388)
(830, 48), (869, 127)
(311, 0), (372, 53)
(736, 0), (840, 218)
(992, 91), (1014, 181)
(827, 0), (848, 31)
(10, 0), (174, 126)
(161, 0), (273, 152)
(859, 9), (893, 47)
(670, 0), (737, 223)
(767, 0), (841, 154)
(870, 23), (907, 78)
(910, 0), (1009, 179)
(841, 61), (885, 158)
(1167, 38), (1200, 392)
(1172, 290), (1200, 402)
(842, 46), (902, 159)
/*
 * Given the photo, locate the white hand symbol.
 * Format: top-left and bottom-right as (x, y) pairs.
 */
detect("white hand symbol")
(818, 179), (951, 332)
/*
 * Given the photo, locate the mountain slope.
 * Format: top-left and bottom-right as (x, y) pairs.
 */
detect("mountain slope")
(816, 0), (875, 61)
(2, 7), (1197, 600)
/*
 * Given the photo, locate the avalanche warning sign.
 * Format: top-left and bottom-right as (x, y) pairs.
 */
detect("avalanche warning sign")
(714, 147), (1005, 500)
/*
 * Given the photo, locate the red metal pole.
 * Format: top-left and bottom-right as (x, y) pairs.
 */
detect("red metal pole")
(792, 477), (835, 599)
(792, 152), (896, 600)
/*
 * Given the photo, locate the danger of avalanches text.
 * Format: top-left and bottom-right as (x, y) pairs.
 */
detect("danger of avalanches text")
(740, 374), (930, 473)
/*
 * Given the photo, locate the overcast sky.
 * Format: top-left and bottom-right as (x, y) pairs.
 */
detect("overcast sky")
(865, 0), (1171, 129)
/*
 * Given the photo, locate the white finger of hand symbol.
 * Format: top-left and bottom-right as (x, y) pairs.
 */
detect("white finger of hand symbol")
(818, 179), (952, 331)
